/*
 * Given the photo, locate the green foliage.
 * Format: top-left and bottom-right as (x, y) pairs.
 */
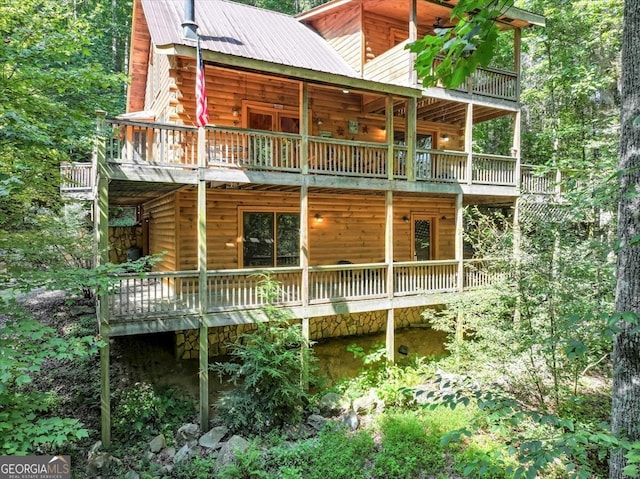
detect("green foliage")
(373, 412), (444, 479)
(210, 275), (320, 434)
(0, 305), (95, 454)
(419, 373), (618, 478)
(339, 344), (437, 407)
(306, 425), (374, 479)
(174, 455), (218, 479)
(427, 206), (615, 411)
(112, 383), (195, 445)
(215, 425), (374, 479)
(408, 0), (511, 88)
(518, 0), (621, 215)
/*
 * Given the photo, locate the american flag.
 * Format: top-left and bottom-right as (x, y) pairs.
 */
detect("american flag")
(195, 38), (209, 127)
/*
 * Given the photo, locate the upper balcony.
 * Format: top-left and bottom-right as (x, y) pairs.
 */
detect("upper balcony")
(364, 41), (518, 103)
(89, 119), (519, 196)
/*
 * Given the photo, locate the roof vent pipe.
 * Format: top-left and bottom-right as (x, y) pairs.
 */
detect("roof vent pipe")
(182, 0), (198, 40)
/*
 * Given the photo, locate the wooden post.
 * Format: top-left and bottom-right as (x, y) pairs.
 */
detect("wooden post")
(197, 126), (209, 430)
(406, 97), (417, 181)
(465, 103), (473, 185)
(513, 197), (522, 323)
(512, 111), (522, 188)
(409, 0), (417, 86)
(455, 193), (464, 293)
(386, 95), (394, 181)
(300, 185), (310, 387)
(95, 110), (111, 447)
(385, 190), (395, 361)
(514, 28), (522, 102)
(455, 193), (464, 345)
(300, 185), (309, 314)
(300, 83), (309, 175)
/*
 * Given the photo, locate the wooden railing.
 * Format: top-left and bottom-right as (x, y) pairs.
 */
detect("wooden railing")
(206, 127), (301, 172)
(393, 261), (458, 296)
(206, 268), (303, 309)
(108, 271), (201, 318)
(107, 260), (506, 320)
(88, 119), (522, 188)
(309, 137), (388, 178)
(521, 165), (558, 194)
(471, 66), (517, 100)
(309, 263), (388, 303)
(472, 154), (517, 186)
(463, 259), (509, 289)
(60, 162), (94, 191)
(107, 120), (199, 167)
(433, 58), (517, 101)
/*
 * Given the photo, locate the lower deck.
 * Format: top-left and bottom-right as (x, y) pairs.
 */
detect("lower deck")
(106, 258), (504, 336)
(99, 185), (511, 336)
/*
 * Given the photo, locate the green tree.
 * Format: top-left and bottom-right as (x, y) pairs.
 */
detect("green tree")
(0, 303), (95, 454)
(610, 0), (640, 477)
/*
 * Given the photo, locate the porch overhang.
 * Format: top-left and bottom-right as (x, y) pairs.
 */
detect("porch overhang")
(159, 44), (424, 99)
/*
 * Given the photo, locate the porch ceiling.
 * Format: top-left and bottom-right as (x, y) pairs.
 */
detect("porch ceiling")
(109, 180), (186, 206)
(205, 182), (465, 201)
(464, 195), (516, 207)
(364, 97), (514, 125)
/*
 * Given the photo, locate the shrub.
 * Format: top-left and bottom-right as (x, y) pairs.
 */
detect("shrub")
(112, 383), (195, 445)
(210, 275), (320, 434)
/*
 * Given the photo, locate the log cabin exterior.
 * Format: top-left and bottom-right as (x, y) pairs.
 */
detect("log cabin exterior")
(66, 0), (545, 443)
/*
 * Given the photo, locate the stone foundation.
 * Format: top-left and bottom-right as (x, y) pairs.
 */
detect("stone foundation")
(109, 226), (142, 263)
(175, 307), (431, 360)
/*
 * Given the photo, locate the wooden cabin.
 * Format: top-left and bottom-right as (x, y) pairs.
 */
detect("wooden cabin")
(66, 0), (545, 442)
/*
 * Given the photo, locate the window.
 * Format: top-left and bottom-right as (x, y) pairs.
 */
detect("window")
(412, 216), (435, 261)
(242, 211), (300, 267)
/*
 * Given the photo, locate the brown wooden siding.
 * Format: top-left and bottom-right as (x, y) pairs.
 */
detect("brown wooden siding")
(158, 189), (456, 271)
(145, 193), (178, 271)
(307, 5), (363, 74)
(127, 0), (151, 113)
(362, 12), (430, 64)
(145, 51), (176, 121)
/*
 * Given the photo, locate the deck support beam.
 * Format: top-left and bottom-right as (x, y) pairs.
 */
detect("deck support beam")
(406, 97), (417, 181)
(95, 111), (111, 448)
(513, 196), (522, 323)
(512, 110), (522, 188)
(386, 95), (394, 181)
(385, 190), (395, 361)
(300, 184), (310, 348)
(409, 0), (418, 86)
(197, 126), (209, 430)
(455, 193), (464, 344)
(300, 83), (309, 175)
(465, 103), (474, 184)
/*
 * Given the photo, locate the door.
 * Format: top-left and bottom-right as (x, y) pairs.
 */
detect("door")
(412, 216), (435, 261)
(246, 106), (300, 168)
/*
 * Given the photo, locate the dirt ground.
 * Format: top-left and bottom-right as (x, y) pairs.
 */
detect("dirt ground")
(19, 289), (448, 432)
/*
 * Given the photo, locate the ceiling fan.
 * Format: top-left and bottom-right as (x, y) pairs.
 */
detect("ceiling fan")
(432, 17), (454, 31)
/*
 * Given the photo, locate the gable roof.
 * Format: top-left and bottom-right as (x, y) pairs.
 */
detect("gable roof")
(297, 0), (545, 29)
(141, 0), (361, 79)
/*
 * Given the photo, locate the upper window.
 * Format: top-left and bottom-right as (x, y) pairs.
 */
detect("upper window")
(242, 211), (300, 267)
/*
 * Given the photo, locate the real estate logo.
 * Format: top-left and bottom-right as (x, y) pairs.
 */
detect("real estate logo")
(0, 456), (70, 479)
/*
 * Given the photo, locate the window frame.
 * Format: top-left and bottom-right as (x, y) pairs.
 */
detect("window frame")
(237, 206), (301, 268)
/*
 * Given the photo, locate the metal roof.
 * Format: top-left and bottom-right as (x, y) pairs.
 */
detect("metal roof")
(141, 0), (361, 79)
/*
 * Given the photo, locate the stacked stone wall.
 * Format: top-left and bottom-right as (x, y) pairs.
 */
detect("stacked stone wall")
(109, 226), (142, 263)
(175, 307), (429, 360)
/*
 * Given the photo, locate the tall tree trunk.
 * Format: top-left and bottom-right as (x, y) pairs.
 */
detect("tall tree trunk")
(611, 1), (640, 478)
